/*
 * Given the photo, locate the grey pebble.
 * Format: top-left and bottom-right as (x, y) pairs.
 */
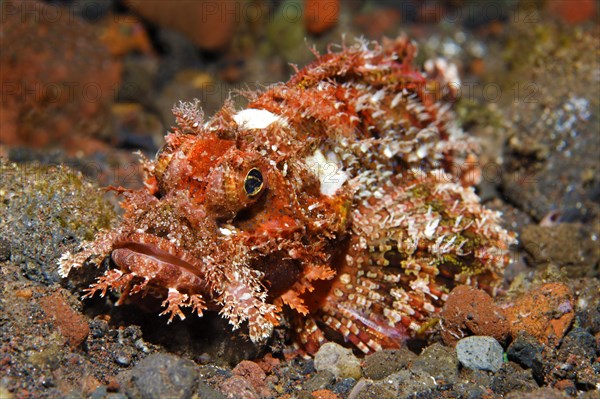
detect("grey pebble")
(119, 353), (198, 399)
(456, 336), (504, 373)
(332, 378), (357, 397)
(507, 333), (543, 369)
(314, 342), (362, 379)
(303, 370), (335, 392)
(362, 347), (416, 380)
(114, 351), (132, 367)
(0, 238), (11, 262)
(412, 343), (459, 383)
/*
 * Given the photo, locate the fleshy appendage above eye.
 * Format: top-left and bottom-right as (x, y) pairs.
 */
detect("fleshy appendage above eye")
(244, 168), (264, 197)
(204, 151), (268, 219)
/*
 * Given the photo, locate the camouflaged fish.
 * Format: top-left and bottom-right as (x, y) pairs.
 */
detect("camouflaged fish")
(60, 37), (515, 354)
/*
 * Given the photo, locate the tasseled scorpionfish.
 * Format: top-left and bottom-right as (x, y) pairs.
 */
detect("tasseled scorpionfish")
(60, 38), (515, 354)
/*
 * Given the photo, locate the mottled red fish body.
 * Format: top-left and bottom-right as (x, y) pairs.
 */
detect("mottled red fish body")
(60, 37), (514, 354)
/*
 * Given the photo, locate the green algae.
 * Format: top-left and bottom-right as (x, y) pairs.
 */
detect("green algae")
(0, 160), (116, 284)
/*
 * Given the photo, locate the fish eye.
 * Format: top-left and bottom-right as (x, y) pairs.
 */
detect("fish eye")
(244, 168), (263, 197)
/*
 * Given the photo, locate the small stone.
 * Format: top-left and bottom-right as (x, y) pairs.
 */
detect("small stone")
(490, 362), (538, 395)
(303, 370), (335, 392)
(456, 336), (504, 373)
(347, 379), (396, 399)
(90, 386), (108, 399)
(504, 283), (575, 347)
(412, 343), (459, 384)
(520, 224), (599, 276)
(119, 353), (198, 399)
(573, 279), (600, 335)
(452, 382), (488, 398)
(197, 352), (212, 364)
(14, 288), (33, 299)
(362, 348), (416, 380)
(198, 364), (233, 380)
(254, 353), (280, 374)
(386, 369), (437, 396)
(232, 360), (271, 397)
(555, 327), (599, 389)
(89, 320), (109, 339)
(462, 368), (493, 388)
(0, 237), (11, 261)
(441, 285), (510, 346)
(220, 375), (259, 399)
(507, 333), (544, 369)
(114, 351), (132, 367)
(314, 342), (362, 380)
(196, 381), (226, 399)
(296, 392), (314, 399)
(331, 378), (356, 397)
(134, 338), (150, 353)
(299, 358), (316, 375)
(559, 328), (597, 361)
(39, 290), (89, 348)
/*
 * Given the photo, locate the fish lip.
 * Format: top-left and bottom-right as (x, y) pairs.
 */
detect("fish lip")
(111, 233), (210, 282)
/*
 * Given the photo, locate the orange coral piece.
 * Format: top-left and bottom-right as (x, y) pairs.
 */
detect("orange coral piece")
(40, 291), (90, 348)
(504, 283), (574, 347)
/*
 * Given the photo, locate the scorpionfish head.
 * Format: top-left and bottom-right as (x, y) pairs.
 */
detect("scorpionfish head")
(104, 105), (351, 334)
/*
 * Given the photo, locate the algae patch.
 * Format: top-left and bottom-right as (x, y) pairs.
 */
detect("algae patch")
(0, 160), (116, 284)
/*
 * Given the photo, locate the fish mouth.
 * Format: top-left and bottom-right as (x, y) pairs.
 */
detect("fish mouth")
(111, 232), (211, 293)
(115, 241), (200, 276)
